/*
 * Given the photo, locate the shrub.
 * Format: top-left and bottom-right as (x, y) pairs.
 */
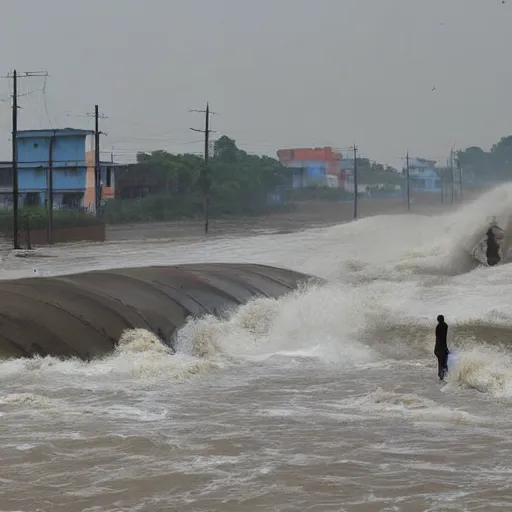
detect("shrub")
(0, 207), (102, 234)
(103, 192), (292, 224)
(288, 186), (353, 202)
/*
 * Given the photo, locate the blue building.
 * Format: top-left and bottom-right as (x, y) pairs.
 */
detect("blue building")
(277, 147), (343, 188)
(15, 128), (116, 211)
(406, 157), (441, 192)
(290, 163), (327, 188)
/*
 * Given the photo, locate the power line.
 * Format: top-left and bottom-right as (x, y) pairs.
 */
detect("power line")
(42, 75), (53, 129)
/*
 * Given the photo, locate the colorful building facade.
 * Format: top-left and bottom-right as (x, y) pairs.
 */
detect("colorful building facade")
(12, 128), (116, 212)
(406, 157), (441, 192)
(277, 147), (345, 188)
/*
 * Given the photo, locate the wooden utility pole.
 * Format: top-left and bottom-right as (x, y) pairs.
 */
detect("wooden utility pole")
(94, 105), (101, 216)
(457, 156), (463, 202)
(190, 103), (216, 234)
(353, 144), (358, 220)
(11, 70), (19, 248)
(406, 151), (410, 211)
(450, 148), (454, 204)
(47, 133), (56, 244)
(79, 106), (107, 216)
(5, 70), (49, 249)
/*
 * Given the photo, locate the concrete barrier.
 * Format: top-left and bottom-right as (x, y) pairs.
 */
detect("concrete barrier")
(0, 263), (319, 360)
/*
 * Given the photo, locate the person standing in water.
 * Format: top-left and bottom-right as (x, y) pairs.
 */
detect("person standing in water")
(434, 315), (449, 381)
(486, 227), (501, 266)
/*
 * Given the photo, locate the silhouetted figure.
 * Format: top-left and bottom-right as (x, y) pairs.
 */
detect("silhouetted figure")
(434, 315), (449, 381)
(486, 228), (501, 267)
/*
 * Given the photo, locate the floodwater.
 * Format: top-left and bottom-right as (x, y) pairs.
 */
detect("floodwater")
(1, 186), (512, 511)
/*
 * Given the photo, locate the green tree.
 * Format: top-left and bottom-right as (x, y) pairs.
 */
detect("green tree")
(456, 135), (512, 182)
(356, 158), (402, 186)
(105, 135), (290, 223)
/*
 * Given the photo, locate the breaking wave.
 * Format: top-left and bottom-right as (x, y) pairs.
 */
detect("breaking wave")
(2, 184), (512, 402)
(447, 345), (512, 397)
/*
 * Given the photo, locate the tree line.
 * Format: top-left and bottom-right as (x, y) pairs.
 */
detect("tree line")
(105, 135), (409, 223)
(101, 133), (512, 226)
(457, 135), (512, 183)
(105, 135), (292, 223)
(3, 135), (508, 235)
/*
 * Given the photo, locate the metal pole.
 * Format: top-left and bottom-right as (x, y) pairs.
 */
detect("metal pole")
(94, 104), (100, 216)
(459, 164), (463, 202)
(47, 133), (55, 244)
(450, 148), (454, 204)
(190, 103), (216, 233)
(12, 70), (20, 249)
(406, 151), (410, 211)
(204, 102), (209, 234)
(353, 145), (358, 219)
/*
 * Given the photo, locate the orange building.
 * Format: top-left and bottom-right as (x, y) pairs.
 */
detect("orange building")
(84, 151), (116, 213)
(277, 146), (345, 188)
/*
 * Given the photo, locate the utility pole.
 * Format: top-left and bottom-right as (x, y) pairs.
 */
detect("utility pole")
(190, 103), (216, 234)
(450, 148), (454, 204)
(79, 107), (107, 216)
(94, 105), (100, 216)
(11, 70), (18, 249)
(406, 151), (410, 211)
(353, 144), (358, 220)
(47, 133), (56, 244)
(457, 156), (463, 202)
(4, 69), (49, 249)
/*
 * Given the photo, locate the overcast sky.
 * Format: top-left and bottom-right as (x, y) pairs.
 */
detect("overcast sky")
(0, 0), (510, 167)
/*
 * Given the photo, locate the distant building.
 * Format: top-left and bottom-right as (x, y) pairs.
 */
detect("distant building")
(406, 157), (441, 192)
(276, 147), (345, 188)
(339, 158), (364, 194)
(85, 144), (116, 208)
(13, 128), (117, 212)
(0, 162), (12, 208)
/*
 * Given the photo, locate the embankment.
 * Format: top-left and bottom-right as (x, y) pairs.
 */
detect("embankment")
(0, 263), (318, 360)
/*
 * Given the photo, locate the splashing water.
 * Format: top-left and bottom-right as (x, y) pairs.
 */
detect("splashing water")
(2, 185), (512, 510)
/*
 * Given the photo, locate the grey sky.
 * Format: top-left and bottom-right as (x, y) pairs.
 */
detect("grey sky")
(0, 0), (509, 167)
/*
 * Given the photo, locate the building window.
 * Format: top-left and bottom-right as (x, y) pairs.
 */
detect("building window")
(106, 167), (112, 187)
(62, 192), (83, 209)
(25, 192), (41, 206)
(0, 168), (12, 186)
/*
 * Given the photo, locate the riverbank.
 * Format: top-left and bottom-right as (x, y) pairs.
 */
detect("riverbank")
(106, 196), (466, 242)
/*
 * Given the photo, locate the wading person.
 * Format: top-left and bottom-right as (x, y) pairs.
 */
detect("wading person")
(486, 227), (501, 267)
(434, 315), (449, 381)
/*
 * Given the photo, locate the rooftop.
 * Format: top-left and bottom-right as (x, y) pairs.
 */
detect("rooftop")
(17, 128), (94, 139)
(277, 147), (341, 162)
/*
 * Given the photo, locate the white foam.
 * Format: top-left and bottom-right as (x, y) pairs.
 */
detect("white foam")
(448, 345), (512, 397)
(2, 185), (512, 414)
(0, 329), (215, 391)
(175, 282), (384, 366)
(0, 393), (58, 409)
(339, 387), (480, 425)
